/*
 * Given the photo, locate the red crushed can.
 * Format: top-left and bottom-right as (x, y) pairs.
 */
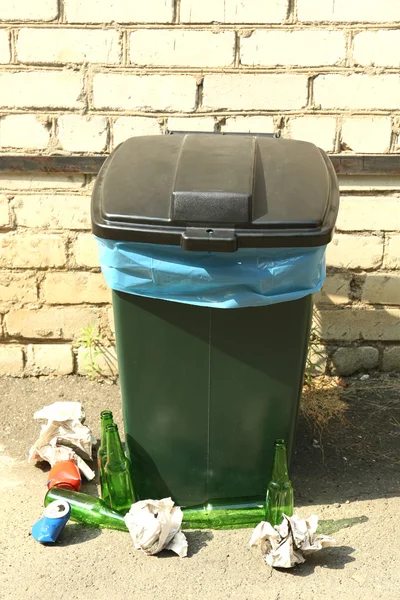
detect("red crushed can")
(47, 460), (82, 492)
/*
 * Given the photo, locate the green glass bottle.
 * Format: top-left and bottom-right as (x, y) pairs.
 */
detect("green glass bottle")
(105, 423), (135, 514)
(44, 488), (128, 531)
(182, 499), (266, 530)
(265, 439), (294, 527)
(98, 410), (114, 505)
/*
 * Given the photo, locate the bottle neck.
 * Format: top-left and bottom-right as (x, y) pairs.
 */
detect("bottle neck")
(271, 445), (290, 482)
(106, 426), (126, 464)
(101, 414), (114, 445)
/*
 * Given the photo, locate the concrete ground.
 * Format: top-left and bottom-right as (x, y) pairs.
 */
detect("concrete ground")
(0, 376), (399, 600)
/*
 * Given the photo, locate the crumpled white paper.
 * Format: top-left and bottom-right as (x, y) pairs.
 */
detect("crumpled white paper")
(124, 497), (188, 558)
(28, 402), (96, 480)
(249, 514), (336, 568)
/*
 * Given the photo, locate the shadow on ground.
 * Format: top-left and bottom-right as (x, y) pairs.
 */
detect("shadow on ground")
(293, 374), (400, 505)
(0, 374), (399, 509)
(283, 546), (356, 577)
(55, 523), (103, 546)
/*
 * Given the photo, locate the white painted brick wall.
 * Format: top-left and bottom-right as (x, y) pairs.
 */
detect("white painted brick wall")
(130, 30), (235, 67)
(326, 235), (383, 270)
(0, 71), (83, 109)
(203, 75), (307, 110)
(12, 195), (91, 230)
(180, 0), (288, 23)
(73, 234), (100, 268)
(58, 115), (108, 152)
(0, 233), (66, 268)
(341, 118), (392, 153)
(318, 308), (400, 341)
(241, 30), (346, 67)
(221, 116), (275, 133)
(362, 273), (400, 305)
(337, 176), (400, 192)
(167, 116), (216, 132)
(314, 75), (400, 110)
(113, 117), (161, 146)
(64, 0), (173, 24)
(1, 4), (400, 375)
(0, 346), (24, 376)
(77, 345), (118, 376)
(5, 307), (101, 339)
(0, 115), (50, 149)
(354, 30), (400, 67)
(0, 1), (58, 22)
(26, 344), (74, 375)
(0, 271), (37, 303)
(44, 272), (111, 304)
(385, 236), (400, 269)
(0, 197), (9, 227)
(316, 273), (351, 305)
(337, 197), (400, 231)
(0, 29), (10, 63)
(0, 173), (85, 190)
(17, 29), (121, 64)
(298, 0), (400, 22)
(288, 117), (337, 152)
(93, 74), (197, 111)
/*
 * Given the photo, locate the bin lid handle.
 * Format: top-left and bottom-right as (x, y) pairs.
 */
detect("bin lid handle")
(181, 227), (238, 252)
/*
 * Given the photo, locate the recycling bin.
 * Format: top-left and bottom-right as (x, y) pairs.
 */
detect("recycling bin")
(91, 134), (339, 524)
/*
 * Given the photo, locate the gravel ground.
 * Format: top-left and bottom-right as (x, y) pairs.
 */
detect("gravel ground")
(0, 376), (399, 600)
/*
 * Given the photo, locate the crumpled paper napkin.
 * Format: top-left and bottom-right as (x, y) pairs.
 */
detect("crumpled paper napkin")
(124, 497), (188, 558)
(28, 402), (96, 480)
(249, 514), (336, 568)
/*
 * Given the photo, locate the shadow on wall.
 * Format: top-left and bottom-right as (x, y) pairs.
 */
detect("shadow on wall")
(313, 176), (400, 375)
(313, 302), (400, 376)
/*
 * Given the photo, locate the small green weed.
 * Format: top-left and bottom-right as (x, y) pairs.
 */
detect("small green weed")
(304, 310), (326, 385)
(75, 325), (117, 383)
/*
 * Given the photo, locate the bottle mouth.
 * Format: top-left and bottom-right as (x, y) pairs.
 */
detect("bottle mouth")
(101, 410), (113, 418)
(52, 483), (75, 491)
(274, 439), (286, 446)
(106, 424), (118, 431)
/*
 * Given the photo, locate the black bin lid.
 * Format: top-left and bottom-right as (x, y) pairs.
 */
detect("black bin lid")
(91, 134), (339, 252)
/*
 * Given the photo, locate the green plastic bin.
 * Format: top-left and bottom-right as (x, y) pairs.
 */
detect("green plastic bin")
(91, 134), (339, 527)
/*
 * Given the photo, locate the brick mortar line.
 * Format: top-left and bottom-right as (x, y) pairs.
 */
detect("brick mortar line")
(173, 0), (181, 24)
(2, 110), (400, 118)
(382, 233), (389, 269)
(0, 189), (92, 196)
(345, 29), (354, 68)
(9, 28), (17, 64)
(2, 64), (400, 74)
(315, 305), (400, 312)
(120, 29), (128, 67)
(2, 22), (400, 30)
(335, 229), (400, 234)
(0, 340), (94, 346)
(3, 109), (400, 116)
(58, 0), (65, 24)
(339, 191), (400, 197)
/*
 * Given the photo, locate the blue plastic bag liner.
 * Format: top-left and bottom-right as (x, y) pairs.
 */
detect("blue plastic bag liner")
(96, 239), (326, 309)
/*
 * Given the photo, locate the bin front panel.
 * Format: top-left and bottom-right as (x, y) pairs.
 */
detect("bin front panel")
(207, 296), (312, 503)
(113, 291), (211, 506)
(113, 291), (312, 507)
